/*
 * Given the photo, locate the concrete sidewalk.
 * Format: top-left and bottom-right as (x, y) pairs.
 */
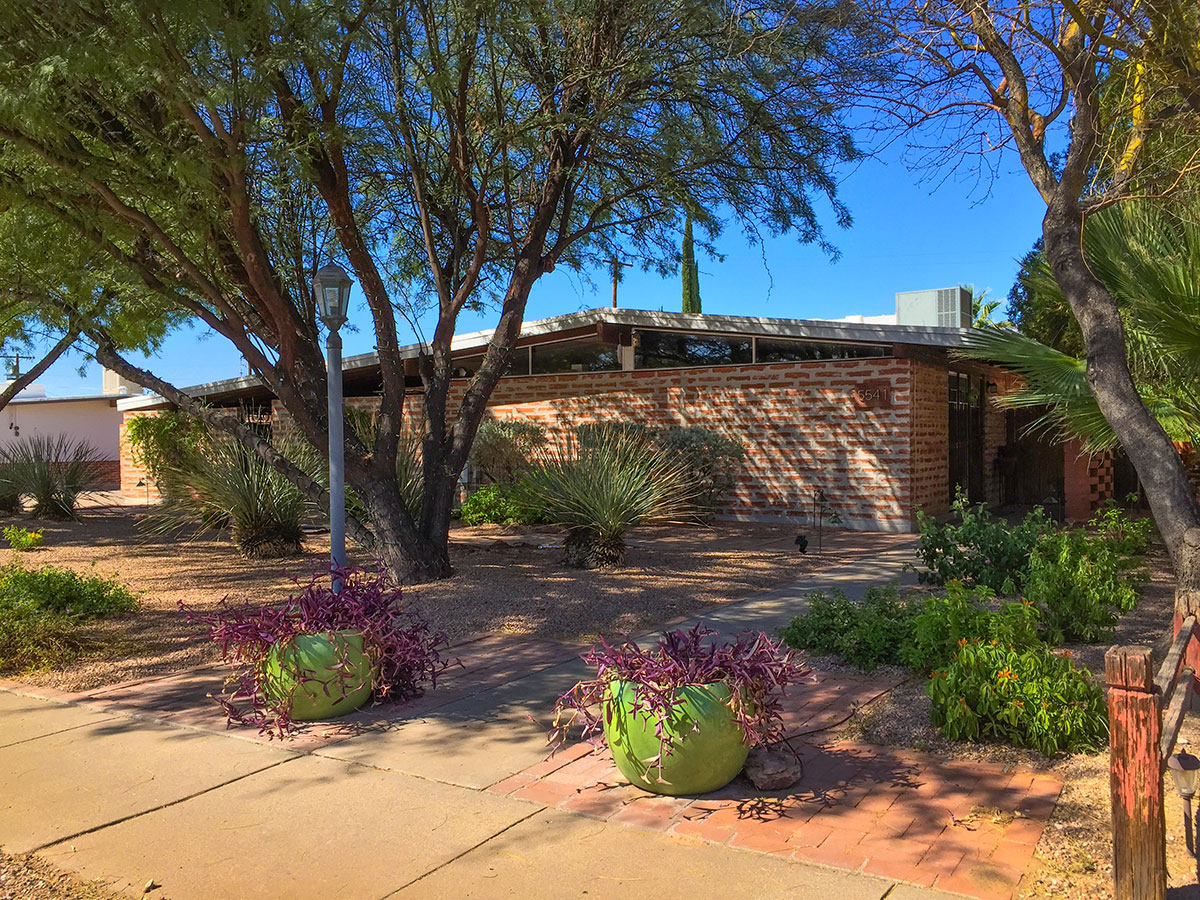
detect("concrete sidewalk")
(0, 543), (986, 900)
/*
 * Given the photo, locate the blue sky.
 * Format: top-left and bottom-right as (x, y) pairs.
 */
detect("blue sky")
(33, 145), (1047, 397)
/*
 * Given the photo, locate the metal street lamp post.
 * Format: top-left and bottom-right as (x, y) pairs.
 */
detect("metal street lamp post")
(313, 262), (354, 591)
(1168, 741), (1200, 881)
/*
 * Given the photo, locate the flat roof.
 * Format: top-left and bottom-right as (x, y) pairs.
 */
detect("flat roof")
(117, 307), (972, 412)
(8, 394), (122, 406)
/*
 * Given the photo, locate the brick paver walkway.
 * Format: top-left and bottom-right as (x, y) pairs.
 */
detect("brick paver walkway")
(487, 671), (1061, 900)
(1, 537), (1063, 900)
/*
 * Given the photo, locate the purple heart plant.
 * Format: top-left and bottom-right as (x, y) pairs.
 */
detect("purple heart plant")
(550, 623), (814, 767)
(186, 565), (451, 737)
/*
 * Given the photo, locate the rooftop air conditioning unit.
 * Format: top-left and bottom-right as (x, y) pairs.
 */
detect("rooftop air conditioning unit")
(894, 286), (972, 329)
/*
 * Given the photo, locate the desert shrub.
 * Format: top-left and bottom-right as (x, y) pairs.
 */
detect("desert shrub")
(778, 583), (919, 671)
(150, 432), (310, 558)
(468, 420), (545, 483)
(1025, 529), (1142, 643)
(461, 483), (524, 525)
(516, 429), (698, 568)
(901, 581), (1043, 673)
(658, 427), (745, 514)
(0, 563), (138, 673)
(3, 525), (42, 551)
(186, 567), (449, 737)
(913, 490), (1052, 592)
(927, 640), (1107, 755)
(1, 433), (106, 519)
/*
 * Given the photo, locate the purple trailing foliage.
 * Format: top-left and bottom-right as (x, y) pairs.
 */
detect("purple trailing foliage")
(185, 565), (451, 738)
(549, 623), (814, 767)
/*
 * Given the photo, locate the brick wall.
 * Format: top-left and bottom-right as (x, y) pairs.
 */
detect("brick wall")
(910, 360), (949, 518)
(272, 358), (925, 532)
(118, 411), (161, 503)
(92, 459), (121, 490)
(1064, 437), (1115, 522)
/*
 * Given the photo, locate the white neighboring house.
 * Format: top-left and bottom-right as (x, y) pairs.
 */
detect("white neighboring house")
(0, 368), (143, 489)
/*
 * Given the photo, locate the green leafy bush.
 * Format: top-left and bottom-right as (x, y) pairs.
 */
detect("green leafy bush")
(1, 433), (106, 519)
(124, 411), (204, 486)
(1090, 498), (1155, 558)
(658, 427), (745, 514)
(914, 491), (1052, 592)
(927, 640), (1107, 755)
(0, 563), (138, 673)
(778, 583), (919, 671)
(902, 581), (1043, 673)
(516, 429), (697, 568)
(1025, 529), (1142, 643)
(461, 483), (525, 526)
(3, 525), (43, 551)
(468, 420), (546, 483)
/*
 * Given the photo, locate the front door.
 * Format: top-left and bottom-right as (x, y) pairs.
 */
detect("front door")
(948, 370), (984, 505)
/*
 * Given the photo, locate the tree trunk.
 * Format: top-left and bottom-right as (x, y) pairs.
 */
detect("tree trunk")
(1042, 198), (1200, 591)
(361, 478), (453, 583)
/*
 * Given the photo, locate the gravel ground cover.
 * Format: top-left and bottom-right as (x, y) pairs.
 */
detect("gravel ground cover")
(2, 508), (854, 693)
(0, 851), (123, 900)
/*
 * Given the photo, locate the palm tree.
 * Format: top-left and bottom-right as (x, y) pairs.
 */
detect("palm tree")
(960, 201), (1200, 452)
(964, 285), (1012, 328)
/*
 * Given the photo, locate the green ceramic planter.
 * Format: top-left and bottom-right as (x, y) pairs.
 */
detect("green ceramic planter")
(603, 680), (749, 796)
(264, 631), (375, 721)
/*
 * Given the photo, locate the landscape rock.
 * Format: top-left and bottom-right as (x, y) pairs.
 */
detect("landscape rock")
(743, 746), (803, 791)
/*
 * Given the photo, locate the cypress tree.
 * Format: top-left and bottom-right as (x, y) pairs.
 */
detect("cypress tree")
(681, 217), (701, 313)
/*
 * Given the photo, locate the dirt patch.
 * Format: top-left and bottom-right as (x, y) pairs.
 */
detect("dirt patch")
(0, 851), (123, 900)
(3, 508), (875, 693)
(847, 547), (1196, 899)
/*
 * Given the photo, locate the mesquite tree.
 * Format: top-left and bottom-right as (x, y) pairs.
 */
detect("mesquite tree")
(0, 0), (872, 580)
(860, 0), (1200, 587)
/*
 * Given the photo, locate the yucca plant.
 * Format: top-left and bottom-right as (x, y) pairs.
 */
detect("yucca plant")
(0, 433), (104, 519)
(0, 463), (20, 514)
(516, 429), (700, 568)
(149, 432), (311, 558)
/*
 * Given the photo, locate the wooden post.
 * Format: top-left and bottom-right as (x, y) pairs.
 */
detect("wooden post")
(1106, 645), (1166, 900)
(1175, 586), (1200, 694)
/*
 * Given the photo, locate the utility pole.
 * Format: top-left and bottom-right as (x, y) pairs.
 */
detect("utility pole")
(610, 256), (631, 308)
(3, 351), (29, 379)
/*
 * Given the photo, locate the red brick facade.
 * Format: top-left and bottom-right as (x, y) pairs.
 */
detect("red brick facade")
(118, 412), (160, 504)
(121, 354), (1110, 530)
(269, 355), (1006, 532)
(1063, 438), (1115, 522)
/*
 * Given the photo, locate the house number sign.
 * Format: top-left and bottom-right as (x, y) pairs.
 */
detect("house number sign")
(850, 381), (894, 409)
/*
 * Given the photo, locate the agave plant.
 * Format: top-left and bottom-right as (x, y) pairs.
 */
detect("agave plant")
(515, 428), (699, 568)
(961, 200), (1200, 451)
(0, 433), (105, 519)
(149, 431), (311, 558)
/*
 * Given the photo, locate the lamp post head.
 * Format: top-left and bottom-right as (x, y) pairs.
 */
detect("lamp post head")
(313, 262), (353, 330)
(1169, 746), (1200, 800)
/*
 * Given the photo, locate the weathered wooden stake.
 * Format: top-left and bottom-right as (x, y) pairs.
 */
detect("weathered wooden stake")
(1106, 644), (1166, 900)
(1175, 586), (1200, 694)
